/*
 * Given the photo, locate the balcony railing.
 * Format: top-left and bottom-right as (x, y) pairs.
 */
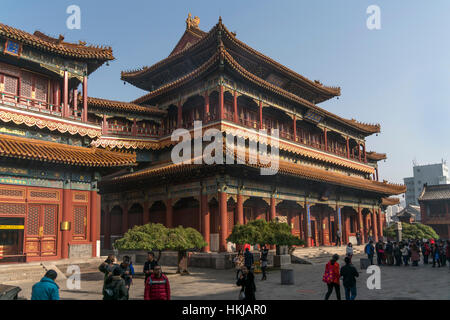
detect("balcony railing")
(0, 91), (82, 121)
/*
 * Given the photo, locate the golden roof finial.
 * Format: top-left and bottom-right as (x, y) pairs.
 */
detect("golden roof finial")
(186, 12), (200, 30)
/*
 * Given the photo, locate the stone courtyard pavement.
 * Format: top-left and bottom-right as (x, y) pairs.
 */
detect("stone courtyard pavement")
(9, 254), (450, 300)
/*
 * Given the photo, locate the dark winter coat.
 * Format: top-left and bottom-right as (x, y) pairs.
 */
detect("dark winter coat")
(102, 275), (128, 300)
(237, 271), (256, 301)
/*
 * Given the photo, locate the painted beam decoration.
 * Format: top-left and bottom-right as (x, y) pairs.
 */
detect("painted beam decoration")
(304, 109), (323, 124)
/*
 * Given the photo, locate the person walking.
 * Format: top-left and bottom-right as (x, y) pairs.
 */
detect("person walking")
(356, 231), (361, 246)
(31, 270), (60, 300)
(244, 247), (254, 271)
(375, 240), (384, 266)
(336, 229), (342, 247)
(143, 251), (159, 284)
(323, 254), (341, 300)
(99, 254), (118, 291)
(340, 257), (359, 300)
(103, 267), (128, 300)
(119, 255), (134, 299)
(439, 242), (446, 266)
(236, 266), (256, 301)
(346, 243), (353, 263)
(410, 243), (420, 267)
(422, 242), (431, 264)
(233, 250), (244, 280)
(385, 241), (394, 266)
(446, 240), (450, 269)
(401, 244), (409, 266)
(365, 241), (375, 265)
(432, 243), (441, 268)
(393, 242), (402, 266)
(144, 265), (171, 300)
(260, 245), (269, 281)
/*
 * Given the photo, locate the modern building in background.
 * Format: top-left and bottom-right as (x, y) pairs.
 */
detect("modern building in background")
(404, 161), (450, 206)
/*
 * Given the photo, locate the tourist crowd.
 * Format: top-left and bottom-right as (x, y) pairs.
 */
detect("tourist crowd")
(363, 239), (450, 268)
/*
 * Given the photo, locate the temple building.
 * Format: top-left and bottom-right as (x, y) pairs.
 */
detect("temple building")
(0, 23), (135, 263)
(419, 184), (450, 239)
(94, 15), (406, 252)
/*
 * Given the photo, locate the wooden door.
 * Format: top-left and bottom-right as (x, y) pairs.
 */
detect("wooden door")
(73, 205), (87, 241)
(25, 204), (57, 258)
(41, 205), (57, 256)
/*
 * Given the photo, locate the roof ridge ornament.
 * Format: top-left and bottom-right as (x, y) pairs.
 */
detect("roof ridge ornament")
(186, 13), (200, 30)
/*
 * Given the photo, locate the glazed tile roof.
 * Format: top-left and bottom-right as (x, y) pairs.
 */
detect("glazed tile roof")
(0, 133), (136, 167)
(84, 97), (166, 116)
(367, 151), (387, 161)
(104, 146), (405, 196)
(419, 184), (450, 201)
(121, 18), (340, 100)
(0, 23), (114, 60)
(131, 45), (380, 135)
(381, 197), (400, 206)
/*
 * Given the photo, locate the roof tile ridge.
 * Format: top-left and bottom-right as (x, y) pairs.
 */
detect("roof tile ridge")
(220, 23), (340, 96)
(121, 24), (218, 79)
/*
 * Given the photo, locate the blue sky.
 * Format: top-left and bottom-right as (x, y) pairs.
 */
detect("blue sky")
(2, 0), (449, 187)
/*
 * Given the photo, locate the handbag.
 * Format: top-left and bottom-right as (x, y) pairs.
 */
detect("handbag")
(238, 289), (246, 300)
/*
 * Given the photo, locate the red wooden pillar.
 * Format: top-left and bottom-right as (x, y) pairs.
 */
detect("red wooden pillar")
(293, 115), (297, 142)
(233, 91), (238, 123)
(270, 197), (276, 222)
(63, 71), (69, 117)
(358, 206), (365, 244)
(219, 191), (228, 252)
(61, 189), (72, 259)
(177, 101), (183, 128)
(82, 76), (88, 122)
(73, 88), (78, 113)
(237, 193), (244, 225)
(304, 203), (311, 247)
(346, 137), (350, 159)
(324, 128), (328, 151)
(166, 199), (173, 228)
(363, 143), (367, 163)
(143, 200), (150, 225)
(378, 208), (383, 239)
(358, 143), (362, 162)
(90, 191), (100, 257)
(201, 193), (210, 252)
(204, 91), (209, 123)
(132, 118), (137, 136)
(364, 212), (369, 243)
(122, 204), (128, 234)
(371, 210), (378, 242)
(219, 86), (224, 121)
(259, 101), (263, 129)
(102, 115), (108, 134)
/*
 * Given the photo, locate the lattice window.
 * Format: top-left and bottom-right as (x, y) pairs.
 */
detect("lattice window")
(35, 76), (48, 101)
(4, 75), (18, 95)
(73, 206), (87, 239)
(29, 190), (58, 200)
(21, 72), (33, 98)
(27, 206), (40, 235)
(43, 205), (57, 235)
(0, 203), (26, 215)
(227, 211), (234, 235)
(0, 188), (24, 198)
(73, 192), (88, 202)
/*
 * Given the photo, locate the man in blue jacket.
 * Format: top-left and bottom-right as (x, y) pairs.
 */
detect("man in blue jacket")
(31, 270), (60, 300)
(365, 241), (375, 265)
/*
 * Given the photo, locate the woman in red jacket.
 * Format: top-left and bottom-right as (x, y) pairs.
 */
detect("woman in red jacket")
(144, 265), (171, 300)
(323, 254), (341, 300)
